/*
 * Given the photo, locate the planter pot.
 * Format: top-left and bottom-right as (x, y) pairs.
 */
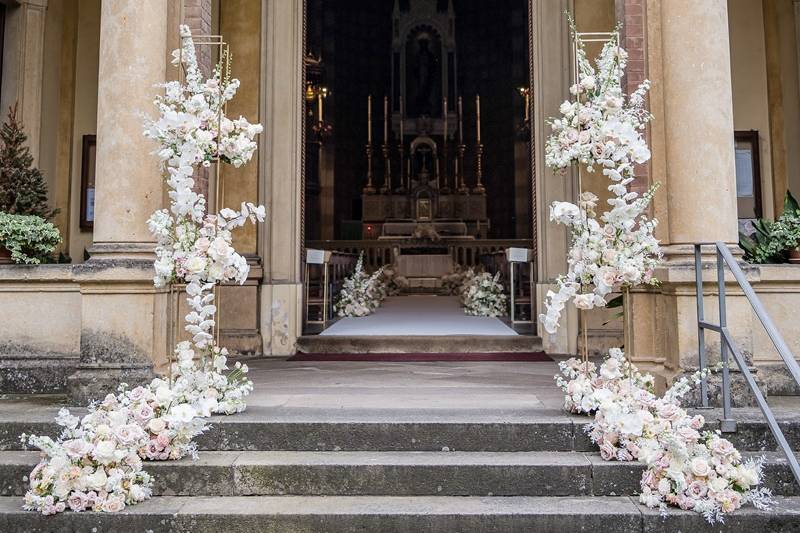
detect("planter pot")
(789, 247), (800, 265)
(0, 246), (12, 265)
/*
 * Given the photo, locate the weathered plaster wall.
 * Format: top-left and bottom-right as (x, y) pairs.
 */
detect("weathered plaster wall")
(728, 0), (774, 219)
(68, 0), (100, 262)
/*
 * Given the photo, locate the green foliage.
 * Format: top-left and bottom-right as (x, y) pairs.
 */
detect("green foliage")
(0, 212), (61, 264)
(740, 190), (800, 263)
(0, 104), (58, 219)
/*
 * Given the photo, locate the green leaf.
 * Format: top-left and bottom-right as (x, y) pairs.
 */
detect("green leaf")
(785, 189), (799, 214)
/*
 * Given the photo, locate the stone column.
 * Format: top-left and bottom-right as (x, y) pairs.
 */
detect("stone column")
(660, 0), (738, 252)
(0, 0), (48, 164)
(630, 1), (753, 398)
(259, 0), (304, 355)
(534, 0), (579, 355)
(68, 0), (169, 403)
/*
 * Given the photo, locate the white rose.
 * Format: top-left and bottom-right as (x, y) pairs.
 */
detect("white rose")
(101, 494), (126, 513)
(62, 438), (94, 459)
(185, 256), (207, 274)
(86, 468), (108, 491)
(166, 403), (197, 424)
(573, 293), (595, 310)
(690, 457), (711, 477)
(147, 417), (167, 434)
(92, 440), (117, 465)
(709, 476), (729, 493)
(115, 423), (145, 447)
(155, 386), (175, 404)
(208, 237), (232, 261)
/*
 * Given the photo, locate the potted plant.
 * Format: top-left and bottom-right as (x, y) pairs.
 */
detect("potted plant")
(740, 190), (800, 264)
(0, 212), (61, 264)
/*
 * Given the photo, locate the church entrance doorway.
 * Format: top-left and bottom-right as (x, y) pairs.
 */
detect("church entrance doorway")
(301, 0), (538, 341)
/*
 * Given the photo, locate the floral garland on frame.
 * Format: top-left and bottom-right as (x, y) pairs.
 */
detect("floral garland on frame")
(143, 24), (264, 415)
(544, 19), (771, 522)
(21, 25), (265, 516)
(539, 23), (660, 336)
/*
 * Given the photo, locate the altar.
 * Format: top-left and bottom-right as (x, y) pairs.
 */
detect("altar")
(359, 0), (490, 242)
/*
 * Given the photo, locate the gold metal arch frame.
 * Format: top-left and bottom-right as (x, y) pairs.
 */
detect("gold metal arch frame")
(570, 29), (634, 369)
(167, 32), (231, 383)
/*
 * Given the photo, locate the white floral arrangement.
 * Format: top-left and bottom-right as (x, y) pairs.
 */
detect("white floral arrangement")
(462, 271), (507, 317)
(440, 264), (469, 296)
(335, 254), (385, 317)
(143, 25), (265, 414)
(21, 376), (215, 516)
(586, 368), (703, 461)
(20, 25), (266, 517)
(379, 265), (408, 296)
(555, 347), (653, 415)
(539, 25), (661, 335)
(115, 382), (209, 461)
(457, 268), (478, 304)
(639, 430), (773, 523)
(581, 364), (772, 522)
(22, 406), (154, 515)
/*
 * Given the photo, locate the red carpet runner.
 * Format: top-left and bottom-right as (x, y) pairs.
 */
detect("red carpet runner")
(288, 352), (551, 362)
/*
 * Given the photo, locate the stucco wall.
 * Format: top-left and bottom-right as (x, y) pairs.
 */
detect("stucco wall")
(728, 0), (774, 219)
(68, 0), (100, 262)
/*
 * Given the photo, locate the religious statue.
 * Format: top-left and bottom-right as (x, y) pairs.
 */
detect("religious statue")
(407, 32), (441, 117)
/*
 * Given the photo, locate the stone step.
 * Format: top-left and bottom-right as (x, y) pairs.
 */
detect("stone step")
(3, 450), (797, 498)
(3, 408), (800, 452)
(2, 495), (800, 533)
(296, 334), (544, 354)
(0, 411), (591, 452)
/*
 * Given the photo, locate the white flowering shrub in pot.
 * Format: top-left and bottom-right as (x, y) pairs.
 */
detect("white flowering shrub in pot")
(335, 254), (386, 317)
(462, 271), (507, 317)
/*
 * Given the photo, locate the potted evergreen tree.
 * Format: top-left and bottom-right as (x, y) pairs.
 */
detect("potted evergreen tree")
(0, 104), (60, 263)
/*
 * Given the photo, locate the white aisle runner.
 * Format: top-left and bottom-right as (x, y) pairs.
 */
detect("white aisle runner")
(320, 295), (518, 336)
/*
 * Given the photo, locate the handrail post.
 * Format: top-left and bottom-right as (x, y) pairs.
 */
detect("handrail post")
(694, 244), (709, 408)
(717, 245), (736, 432)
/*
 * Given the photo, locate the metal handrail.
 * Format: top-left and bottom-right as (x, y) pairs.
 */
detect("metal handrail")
(694, 242), (800, 485)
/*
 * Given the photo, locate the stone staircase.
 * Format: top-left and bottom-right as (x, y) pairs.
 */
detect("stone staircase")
(296, 334), (544, 354)
(0, 407), (799, 531)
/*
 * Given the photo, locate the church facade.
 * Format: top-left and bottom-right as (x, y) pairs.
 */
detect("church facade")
(1, 0), (800, 397)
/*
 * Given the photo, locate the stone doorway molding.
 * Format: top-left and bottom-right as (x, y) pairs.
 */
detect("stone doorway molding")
(258, 0), (581, 355)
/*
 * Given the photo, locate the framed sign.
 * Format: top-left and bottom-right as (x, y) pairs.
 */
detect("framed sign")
(733, 130), (762, 219)
(80, 134), (96, 230)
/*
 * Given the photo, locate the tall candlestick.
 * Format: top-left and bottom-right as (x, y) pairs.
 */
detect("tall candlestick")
(443, 96), (448, 138)
(367, 95), (372, 143)
(383, 96), (389, 143)
(399, 96), (404, 139)
(476, 94), (481, 144)
(524, 91), (529, 122)
(458, 96), (463, 143)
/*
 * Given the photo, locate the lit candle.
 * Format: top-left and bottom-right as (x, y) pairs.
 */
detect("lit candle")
(318, 94), (323, 123)
(383, 96), (389, 143)
(524, 90), (529, 122)
(399, 96), (404, 140)
(367, 95), (372, 143)
(476, 94), (481, 144)
(458, 96), (463, 144)
(443, 96), (448, 139)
